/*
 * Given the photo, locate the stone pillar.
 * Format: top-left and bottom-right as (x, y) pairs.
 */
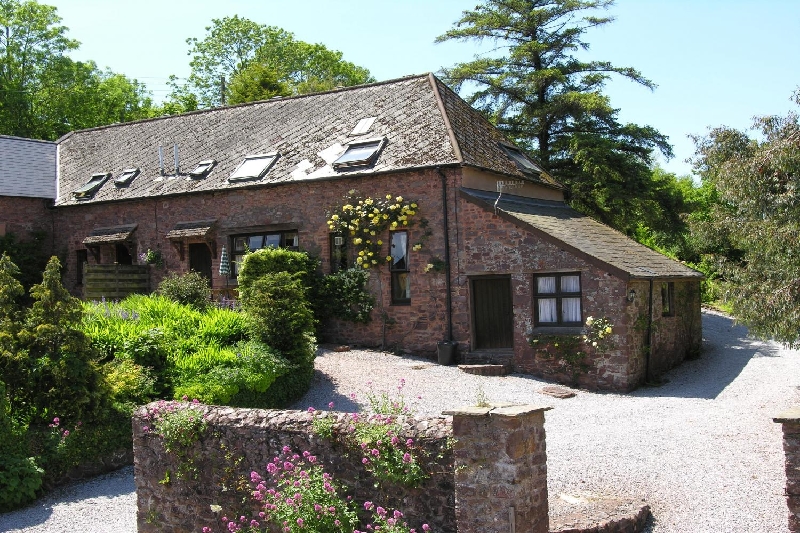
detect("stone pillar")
(443, 404), (551, 533)
(775, 407), (800, 532)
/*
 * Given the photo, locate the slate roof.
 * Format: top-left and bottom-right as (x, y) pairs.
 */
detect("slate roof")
(82, 224), (138, 245)
(165, 220), (217, 239)
(461, 189), (703, 280)
(55, 74), (555, 207)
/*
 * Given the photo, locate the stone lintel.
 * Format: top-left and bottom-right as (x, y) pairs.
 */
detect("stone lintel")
(443, 404), (552, 418)
(774, 407), (800, 423)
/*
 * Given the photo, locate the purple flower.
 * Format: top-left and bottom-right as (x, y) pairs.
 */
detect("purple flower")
(403, 453), (412, 463)
(328, 401), (335, 409)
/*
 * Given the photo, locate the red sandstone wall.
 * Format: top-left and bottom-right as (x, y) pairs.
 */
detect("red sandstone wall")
(0, 195), (52, 240)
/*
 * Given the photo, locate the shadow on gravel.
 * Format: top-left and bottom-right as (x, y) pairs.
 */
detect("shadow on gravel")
(634, 311), (780, 400)
(291, 368), (361, 412)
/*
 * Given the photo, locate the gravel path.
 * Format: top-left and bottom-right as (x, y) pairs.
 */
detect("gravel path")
(1, 310), (796, 532)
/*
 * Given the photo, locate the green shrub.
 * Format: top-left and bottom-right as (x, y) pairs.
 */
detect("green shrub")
(195, 307), (249, 345)
(240, 272), (315, 360)
(236, 247), (319, 301)
(320, 267), (374, 323)
(157, 271), (211, 310)
(0, 231), (50, 298)
(9, 257), (107, 425)
(101, 359), (158, 414)
(0, 455), (43, 512)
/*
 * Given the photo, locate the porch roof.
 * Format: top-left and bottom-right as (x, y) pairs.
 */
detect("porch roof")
(82, 224), (138, 245)
(165, 220), (217, 239)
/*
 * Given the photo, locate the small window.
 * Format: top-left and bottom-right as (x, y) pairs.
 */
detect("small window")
(189, 159), (217, 179)
(230, 230), (298, 277)
(350, 116), (376, 136)
(661, 282), (675, 317)
(114, 168), (140, 187)
(72, 172), (110, 199)
(333, 138), (384, 170)
(330, 234), (348, 273)
(500, 144), (543, 176)
(534, 273), (581, 326)
(228, 153), (279, 183)
(390, 231), (410, 304)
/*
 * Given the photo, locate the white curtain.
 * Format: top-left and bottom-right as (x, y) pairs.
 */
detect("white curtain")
(562, 297), (581, 323)
(391, 232), (408, 268)
(537, 276), (556, 294)
(538, 298), (557, 322)
(561, 275), (580, 293)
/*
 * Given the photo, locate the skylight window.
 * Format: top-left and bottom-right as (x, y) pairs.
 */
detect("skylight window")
(500, 144), (543, 176)
(189, 159), (217, 179)
(228, 153), (279, 183)
(113, 168), (140, 187)
(350, 116), (376, 136)
(72, 172), (110, 199)
(333, 138), (385, 170)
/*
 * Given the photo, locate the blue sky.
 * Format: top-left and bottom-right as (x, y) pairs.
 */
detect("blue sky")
(52, 0), (800, 178)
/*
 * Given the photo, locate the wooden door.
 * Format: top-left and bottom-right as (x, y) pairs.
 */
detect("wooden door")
(472, 277), (514, 349)
(189, 243), (212, 285)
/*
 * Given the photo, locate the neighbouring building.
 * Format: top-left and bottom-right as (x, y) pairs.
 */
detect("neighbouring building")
(0, 74), (702, 391)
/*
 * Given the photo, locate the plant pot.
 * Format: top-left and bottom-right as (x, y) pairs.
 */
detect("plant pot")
(437, 341), (458, 366)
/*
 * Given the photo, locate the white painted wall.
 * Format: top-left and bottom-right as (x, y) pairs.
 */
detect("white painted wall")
(0, 135), (56, 199)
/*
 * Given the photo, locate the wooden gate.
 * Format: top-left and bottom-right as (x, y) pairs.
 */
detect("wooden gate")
(471, 276), (514, 349)
(83, 264), (149, 301)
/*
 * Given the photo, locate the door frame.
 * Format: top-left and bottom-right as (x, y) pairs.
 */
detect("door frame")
(469, 274), (514, 350)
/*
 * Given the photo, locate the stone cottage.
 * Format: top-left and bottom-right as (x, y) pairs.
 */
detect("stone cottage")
(0, 73), (702, 391)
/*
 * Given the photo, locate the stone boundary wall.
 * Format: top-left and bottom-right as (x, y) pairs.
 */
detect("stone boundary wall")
(775, 408), (800, 531)
(133, 402), (551, 533)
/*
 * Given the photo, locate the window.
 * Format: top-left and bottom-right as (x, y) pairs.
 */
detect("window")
(661, 282), (675, 317)
(330, 234), (348, 273)
(390, 231), (410, 304)
(230, 230), (298, 276)
(350, 116), (376, 136)
(228, 153), (279, 183)
(72, 172), (110, 199)
(333, 138), (384, 169)
(500, 143), (544, 176)
(534, 273), (582, 326)
(114, 168), (140, 187)
(189, 159), (217, 179)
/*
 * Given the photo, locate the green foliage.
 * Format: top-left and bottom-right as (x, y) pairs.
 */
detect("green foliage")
(437, 0), (674, 236)
(101, 359), (157, 414)
(157, 270), (211, 310)
(236, 247), (320, 302)
(142, 400), (207, 479)
(0, 1), (155, 139)
(0, 455), (44, 512)
(691, 92), (800, 345)
(320, 268), (375, 323)
(241, 271), (316, 360)
(0, 232), (50, 297)
(173, 15), (374, 107)
(9, 257), (106, 425)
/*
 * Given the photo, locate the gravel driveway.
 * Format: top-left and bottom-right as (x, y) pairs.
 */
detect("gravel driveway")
(1, 310), (796, 533)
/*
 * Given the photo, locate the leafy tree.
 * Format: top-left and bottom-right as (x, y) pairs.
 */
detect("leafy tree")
(436, 0), (673, 234)
(175, 15), (374, 108)
(691, 92), (800, 345)
(0, 0), (155, 139)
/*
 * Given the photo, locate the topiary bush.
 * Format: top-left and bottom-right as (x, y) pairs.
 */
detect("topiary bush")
(157, 271), (211, 310)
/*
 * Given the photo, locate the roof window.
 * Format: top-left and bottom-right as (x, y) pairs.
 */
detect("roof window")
(113, 168), (140, 187)
(350, 116), (376, 136)
(500, 144), (543, 176)
(73, 172), (110, 199)
(189, 159), (217, 179)
(228, 153), (279, 183)
(333, 138), (385, 170)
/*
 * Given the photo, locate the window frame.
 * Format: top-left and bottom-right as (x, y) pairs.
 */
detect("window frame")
(189, 159), (217, 179)
(389, 230), (411, 305)
(228, 153), (280, 183)
(332, 137), (385, 170)
(229, 230), (299, 277)
(113, 168), (140, 187)
(661, 281), (675, 317)
(533, 272), (582, 327)
(73, 172), (111, 199)
(330, 234), (349, 273)
(499, 143), (544, 176)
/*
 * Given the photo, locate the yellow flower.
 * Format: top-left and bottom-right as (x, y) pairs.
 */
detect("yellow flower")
(356, 256), (363, 264)
(350, 231), (356, 236)
(412, 244), (422, 251)
(424, 263), (434, 272)
(331, 214), (339, 220)
(377, 240), (383, 245)
(403, 221), (408, 225)
(411, 203), (417, 208)
(370, 231), (376, 235)
(386, 256), (392, 261)
(586, 316), (594, 326)
(604, 326), (612, 334)
(383, 214), (388, 220)
(362, 263), (370, 269)
(396, 196), (403, 202)
(391, 222), (398, 229)
(386, 194), (392, 199)
(353, 238), (362, 245)
(358, 250), (365, 256)
(371, 260), (377, 264)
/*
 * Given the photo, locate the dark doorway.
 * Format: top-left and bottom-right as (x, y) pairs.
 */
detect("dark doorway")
(471, 276), (514, 349)
(115, 244), (133, 265)
(189, 243), (213, 285)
